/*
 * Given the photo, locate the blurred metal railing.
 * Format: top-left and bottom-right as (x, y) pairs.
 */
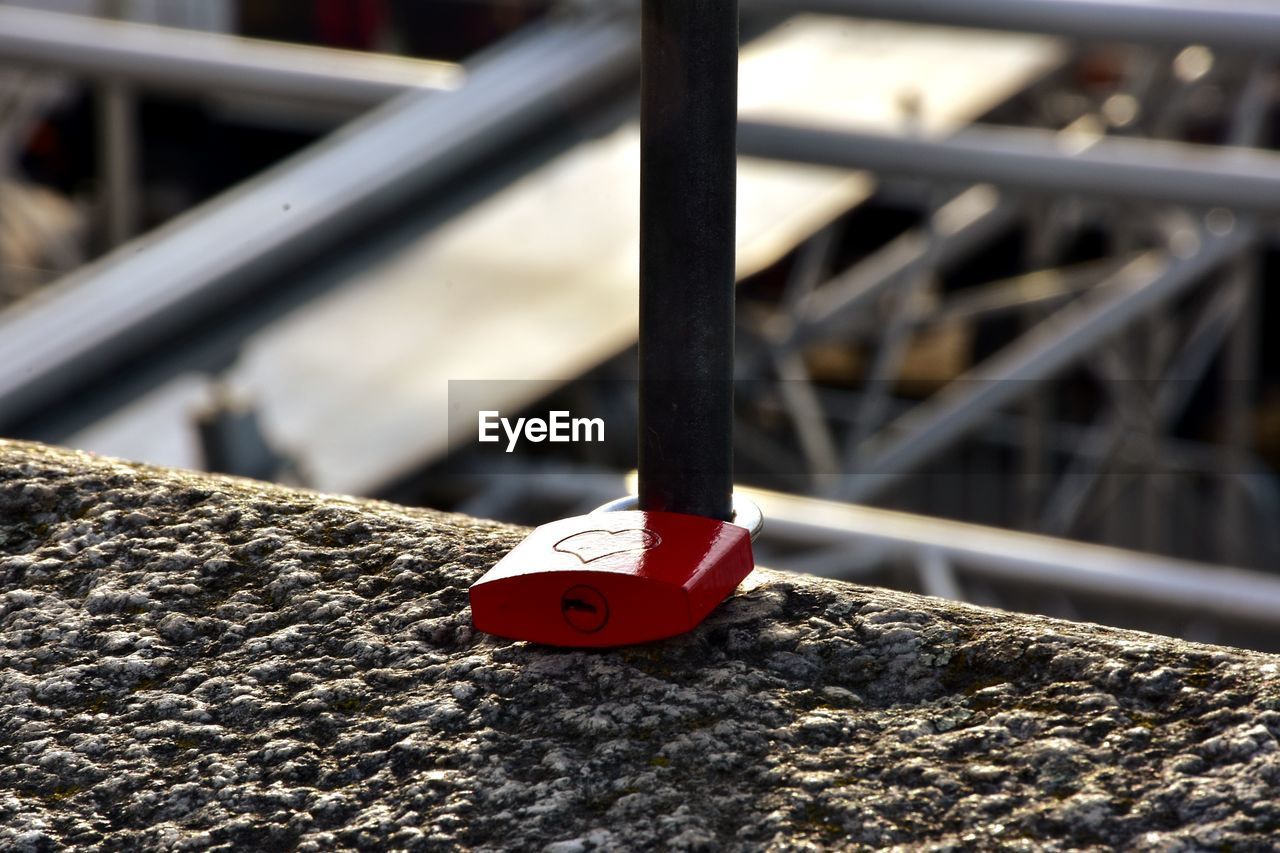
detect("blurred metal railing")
(738, 122), (1280, 214)
(725, 4), (1280, 568)
(765, 0), (1280, 51)
(0, 6), (463, 246)
(0, 6), (460, 108)
(747, 483), (1280, 625)
(0, 15), (639, 431)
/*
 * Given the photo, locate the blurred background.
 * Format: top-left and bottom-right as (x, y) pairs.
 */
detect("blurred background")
(2, 0), (1280, 650)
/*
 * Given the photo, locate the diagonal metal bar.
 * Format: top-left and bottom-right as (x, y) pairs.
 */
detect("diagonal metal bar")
(770, 348), (842, 488)
(796, 384), (1276, 496)
(783, 186), (1017, 352)
(1040, 273), (1246, 535)
(843, 188), (950, 470)
(758, 229), (842, 488)
(0, 17), (639, 432)
(777, 224), (839, 322)
(1041, 57), (1275, 542)
(910, 257), (1132, 329)
(842, 262), (934, 473)
(1220, 59), (1273, 565)
(843, 220), (1257, 503)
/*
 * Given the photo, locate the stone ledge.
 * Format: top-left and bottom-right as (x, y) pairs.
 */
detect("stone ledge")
(1, 439), (1278, 850)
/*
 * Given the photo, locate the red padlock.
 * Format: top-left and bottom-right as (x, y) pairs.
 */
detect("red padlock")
(470, 497), (761, 647)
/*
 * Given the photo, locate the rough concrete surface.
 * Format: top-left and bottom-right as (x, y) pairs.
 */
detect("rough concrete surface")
(1, 439), (1279, 851)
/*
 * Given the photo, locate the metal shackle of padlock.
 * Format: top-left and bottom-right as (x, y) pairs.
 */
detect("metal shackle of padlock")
(469, 496), (761, 647)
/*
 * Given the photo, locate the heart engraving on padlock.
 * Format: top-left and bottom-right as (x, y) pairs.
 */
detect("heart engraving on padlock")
(552, 528), (661, 564)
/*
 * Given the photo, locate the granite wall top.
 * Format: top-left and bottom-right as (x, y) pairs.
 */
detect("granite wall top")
(1, 440), (1278, 851)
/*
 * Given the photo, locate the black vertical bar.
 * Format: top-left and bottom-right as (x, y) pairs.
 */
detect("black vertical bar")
(638, 0), (738, 522)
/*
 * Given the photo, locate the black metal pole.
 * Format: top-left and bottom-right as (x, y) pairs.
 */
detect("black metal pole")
(638, 0), (738, 522)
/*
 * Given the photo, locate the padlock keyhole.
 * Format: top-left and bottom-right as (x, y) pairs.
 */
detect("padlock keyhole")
(560, 584), (609, 634)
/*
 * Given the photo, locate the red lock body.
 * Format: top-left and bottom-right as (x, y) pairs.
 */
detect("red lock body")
(469, 510), (754, 647)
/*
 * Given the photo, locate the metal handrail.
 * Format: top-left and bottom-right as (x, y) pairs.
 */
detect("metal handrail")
(746, 483), (1280, 624)
(738, 121), (1280, 215)
(0, 6), (460, 108)
(764, 0), (1280, 52)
